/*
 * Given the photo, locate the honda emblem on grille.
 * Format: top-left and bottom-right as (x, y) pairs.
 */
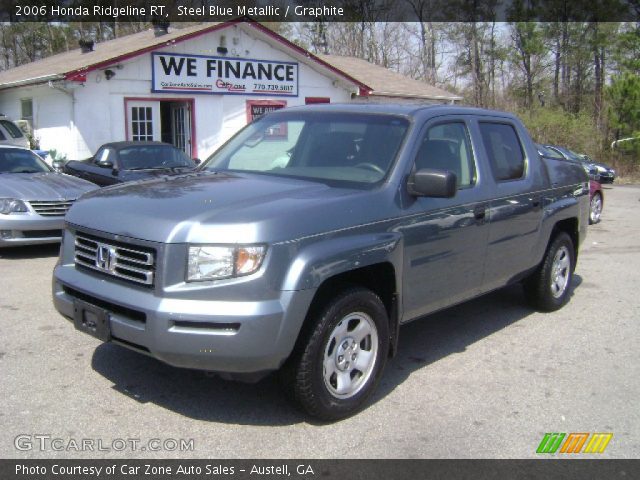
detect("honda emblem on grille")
(96, 244), (116, 272)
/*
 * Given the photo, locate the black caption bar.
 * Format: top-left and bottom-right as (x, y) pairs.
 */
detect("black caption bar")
(1, 0), (640, 22)
(1, 460), (639, 480)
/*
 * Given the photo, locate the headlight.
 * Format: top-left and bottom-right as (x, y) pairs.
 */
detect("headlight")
(0, 198), (28, 215)
(187, 244), (266, 281)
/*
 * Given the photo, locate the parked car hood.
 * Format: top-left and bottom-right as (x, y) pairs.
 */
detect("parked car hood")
(0, 172), (98, 200)
(67, 172), (386, 244)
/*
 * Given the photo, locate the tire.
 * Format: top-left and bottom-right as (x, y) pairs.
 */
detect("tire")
(589, 192), (602, 224)
(280, 286), (390, 421)
(523, 232), (575, 312)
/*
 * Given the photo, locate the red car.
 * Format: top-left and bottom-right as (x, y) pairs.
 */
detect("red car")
(589, 180), (603, 224)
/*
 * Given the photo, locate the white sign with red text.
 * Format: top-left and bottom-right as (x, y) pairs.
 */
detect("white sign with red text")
(152, 53), (298, 96)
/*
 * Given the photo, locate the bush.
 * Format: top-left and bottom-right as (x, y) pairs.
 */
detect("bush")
(517, 107), (601, 157)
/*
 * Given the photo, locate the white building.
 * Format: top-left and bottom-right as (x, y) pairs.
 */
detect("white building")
(0, 21), (460, 160)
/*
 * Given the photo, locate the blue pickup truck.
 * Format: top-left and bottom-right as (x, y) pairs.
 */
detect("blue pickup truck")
(53, 104), (588, 420)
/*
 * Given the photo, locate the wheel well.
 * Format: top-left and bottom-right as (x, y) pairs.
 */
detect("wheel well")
(296, 263), (399, 357)
(552, 218), (579, 260)
(310, 263), (397, 319)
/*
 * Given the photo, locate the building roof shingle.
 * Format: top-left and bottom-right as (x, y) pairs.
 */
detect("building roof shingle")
(318, 54), (461, 102)
(0, 23), (233, 88)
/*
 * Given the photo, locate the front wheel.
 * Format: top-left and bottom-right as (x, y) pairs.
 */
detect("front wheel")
(523, 232), (575, 312)
(281, 286), (390, 421)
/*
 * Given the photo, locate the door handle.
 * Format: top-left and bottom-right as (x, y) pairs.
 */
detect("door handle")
(473, 204), (487, 221)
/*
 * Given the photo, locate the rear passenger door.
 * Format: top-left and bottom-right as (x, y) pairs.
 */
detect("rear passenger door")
(476, 120), (544, 290)
(401, 117), (491, 321)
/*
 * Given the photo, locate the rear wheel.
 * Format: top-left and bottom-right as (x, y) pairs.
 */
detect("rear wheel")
(523, 232), (575, 312)
(589, 192), (602, 224)
(281, 286), (389, 421)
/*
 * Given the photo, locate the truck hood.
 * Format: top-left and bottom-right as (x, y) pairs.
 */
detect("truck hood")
(67, 172), (383, 244)
(0, 172), (98, 200)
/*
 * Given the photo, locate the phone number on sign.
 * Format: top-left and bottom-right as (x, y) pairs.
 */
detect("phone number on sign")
(253, 84), (294, 92)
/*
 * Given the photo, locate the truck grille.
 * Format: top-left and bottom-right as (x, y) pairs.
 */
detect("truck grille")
(74, 233), (155, 286)
(29, 200), (74, 216)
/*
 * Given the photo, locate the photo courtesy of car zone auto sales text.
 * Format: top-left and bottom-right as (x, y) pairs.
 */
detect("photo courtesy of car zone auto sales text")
(1, 0), (639, 479)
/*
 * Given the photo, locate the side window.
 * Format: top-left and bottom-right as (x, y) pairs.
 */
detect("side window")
(95, 148), (113, 164)
(479, 122), (526, 181)
(414, 122), (476, 188)
(93, 148), (104, 163)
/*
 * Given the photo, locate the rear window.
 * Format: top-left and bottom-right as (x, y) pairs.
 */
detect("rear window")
(479, 122), (526, 181)
(0, 120), (24, 138)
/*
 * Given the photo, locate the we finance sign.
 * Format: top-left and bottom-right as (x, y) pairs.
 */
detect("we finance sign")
(151, 53), (298, 96)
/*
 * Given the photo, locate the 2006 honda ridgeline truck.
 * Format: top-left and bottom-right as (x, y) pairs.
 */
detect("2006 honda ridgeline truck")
(53, 104), (588, 420)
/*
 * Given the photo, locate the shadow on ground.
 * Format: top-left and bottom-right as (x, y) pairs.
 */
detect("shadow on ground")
(91, 279), (581, 426)
(0, 243), (60, 259)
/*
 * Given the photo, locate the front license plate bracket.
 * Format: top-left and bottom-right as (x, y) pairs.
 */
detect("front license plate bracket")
(73, 299), (111, 342)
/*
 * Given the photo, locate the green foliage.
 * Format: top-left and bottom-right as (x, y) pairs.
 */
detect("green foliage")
(48, 149), (68, 162)
(26, 133), (39, 150)
(607, 72), (640, 138)
(518, 107), (601, 156)
(613, 25), (640, 74)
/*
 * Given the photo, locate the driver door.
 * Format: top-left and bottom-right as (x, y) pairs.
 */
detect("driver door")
(400, 118), (491, 321)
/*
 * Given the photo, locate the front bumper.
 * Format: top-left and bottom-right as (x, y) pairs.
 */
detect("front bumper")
(53, 264), (315, 375)
(0, 215), (63, 246)
(598, 173), (615, 184)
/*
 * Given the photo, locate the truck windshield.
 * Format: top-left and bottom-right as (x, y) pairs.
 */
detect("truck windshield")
(201, 112), (409, 185)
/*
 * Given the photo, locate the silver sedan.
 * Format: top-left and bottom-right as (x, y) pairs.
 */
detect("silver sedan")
(1, 146), (98, 247)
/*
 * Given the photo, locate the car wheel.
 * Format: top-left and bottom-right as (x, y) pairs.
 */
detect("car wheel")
(589, 192), (602, 224)
(281, 286), (389, 421)
(523, 232), (575, 312)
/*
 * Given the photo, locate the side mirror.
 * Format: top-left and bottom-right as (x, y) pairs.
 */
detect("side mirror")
(407, 168), (457, 198)
(192, 158), (201, 165)
(97, 160), (114, 169)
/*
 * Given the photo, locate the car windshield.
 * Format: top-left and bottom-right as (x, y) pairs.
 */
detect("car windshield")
(118, 145), (193, 170)
(201, 111), (410, 185)
(0, 149), (51, 173)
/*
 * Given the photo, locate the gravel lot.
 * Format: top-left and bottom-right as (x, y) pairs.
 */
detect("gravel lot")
(1, 184), (639, 459)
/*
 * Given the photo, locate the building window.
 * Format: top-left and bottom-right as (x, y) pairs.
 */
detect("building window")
(131, 106), (154, 141)
(20, 98), (33, 127)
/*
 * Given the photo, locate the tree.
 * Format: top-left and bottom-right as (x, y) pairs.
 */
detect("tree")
(607, 72), (640, 139)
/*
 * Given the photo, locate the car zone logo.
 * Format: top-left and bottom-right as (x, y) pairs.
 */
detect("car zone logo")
(536, 433), (613, 454)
